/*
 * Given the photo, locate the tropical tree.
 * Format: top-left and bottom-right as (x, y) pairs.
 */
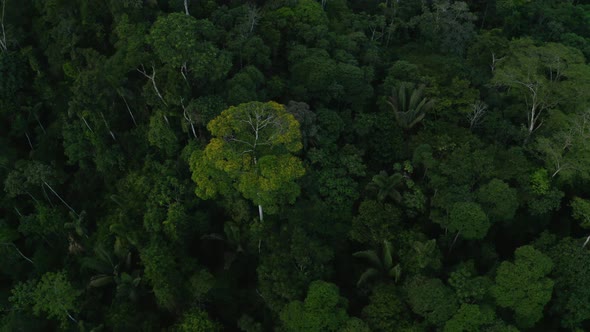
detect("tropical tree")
(448, 201), (491, 242)
(547, 237), (590, 329)
(9, 271), (81, 328)
(443, 304), (498, 332)
(279, 280), (367, 332)
(366, 171), (403, 203)
(405, 276), (459, 327)
(386, 83), (435, 130)
(190, 101), (305, 221)
(491, 245), (554, 328)
(353, 240), (401, 286)
(492, 39), (590, 140)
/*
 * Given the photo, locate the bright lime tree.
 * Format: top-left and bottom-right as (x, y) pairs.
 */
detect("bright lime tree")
(190, 101), (305, 221)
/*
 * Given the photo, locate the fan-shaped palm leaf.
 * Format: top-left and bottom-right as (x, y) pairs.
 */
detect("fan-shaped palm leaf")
(354, 240), (401, 286)
(387, 83), (434, 130)
(353, 250), (382, 269)
(367, 171), (403, 203)
(357, 268), (380, 287)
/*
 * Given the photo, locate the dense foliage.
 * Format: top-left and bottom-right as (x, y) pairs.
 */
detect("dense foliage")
(2, 0), (590, 330)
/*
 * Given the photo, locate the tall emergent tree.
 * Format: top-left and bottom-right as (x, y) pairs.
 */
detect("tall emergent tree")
(190, 101), (305, 221)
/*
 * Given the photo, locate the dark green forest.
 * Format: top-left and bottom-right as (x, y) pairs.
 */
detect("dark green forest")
(2, 0), (590, 330)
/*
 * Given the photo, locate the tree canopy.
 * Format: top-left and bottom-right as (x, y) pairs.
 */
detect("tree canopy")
(2, 0), (590, 330)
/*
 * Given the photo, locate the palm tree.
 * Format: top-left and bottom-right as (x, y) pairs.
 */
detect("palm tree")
(366, 171), (403, 203)
(81, 244), (142, 301)
(353, 240), (401, 286)
(387, 83), (435, 130)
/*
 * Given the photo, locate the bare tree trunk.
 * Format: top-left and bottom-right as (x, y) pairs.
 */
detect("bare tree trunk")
(448, 231), (460, 253)
(181, 62), (189, 84)
(480, 1), (489, 29)
(81, 116), (94, 133)
(2, 242), (34, 264)
(258, 204), (264, 222)
(137, 65), (168, 106)
(24, 132), (33, 150)
(100, 112), (116, 141)
(0, 0), (7, 52)
(25, 190), (39, 205)
(253, 157), (264, 222)
(42, 185), (55, 207)
(583, 235), (590, 248)
(43, 181), (78, 217)
(184, 0), (189, 15)
(34, 113), (46, 134)
(181, 98), (197, 139)
(120, 95), (138, 127)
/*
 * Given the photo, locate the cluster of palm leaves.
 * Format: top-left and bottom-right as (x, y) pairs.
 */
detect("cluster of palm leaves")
(366, 170), (404, 203)
(81, 245), (142, 302)
(387, 83), (435, 130)
(353, 240), (401, 286)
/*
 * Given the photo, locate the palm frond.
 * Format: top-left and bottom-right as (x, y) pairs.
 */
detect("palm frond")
(388, 264), (402, 283)
(382, 240), (394, 271)
(89, 274), (115, 288)
(353, 250), (383, 269)
(357, 268), (380, 286)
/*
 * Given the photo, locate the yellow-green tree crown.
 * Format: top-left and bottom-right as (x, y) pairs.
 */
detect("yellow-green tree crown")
(190, 101), (305, 215)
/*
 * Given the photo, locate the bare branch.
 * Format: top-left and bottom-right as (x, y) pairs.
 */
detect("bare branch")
(468, 101), (487, 130)
(246, 4), (261, 33)
(181, 98), (197, 139)
(137, 64), (168, 106)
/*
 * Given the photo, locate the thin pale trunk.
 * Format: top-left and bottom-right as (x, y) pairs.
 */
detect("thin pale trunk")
(43, 181), (78, 217)
(121, 95), (138, 127)
(100, 112), (116, 141)
(190, 122), (197, 138)
(181, 63), (189, 84)
(138, 65), (167, 106)
(81, 116), (94, 133)
(480, 2), (488, 29)
(34, 113), (47, 134)
(583, 235), (590, 248)
(2, 243), (35, 264)
(42, 185), (55, 207)
(258, 204), (264, 222)
(182, 103), (197, 139)
(184, 0), (189, 15)
(253, 157), (264, 222)
(65, 310), (77, 324)
(449, 231), (460, 253)
(25, 190), (39, 205)
(0, 0), (7, 52)
(25, 132), (33, 150)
